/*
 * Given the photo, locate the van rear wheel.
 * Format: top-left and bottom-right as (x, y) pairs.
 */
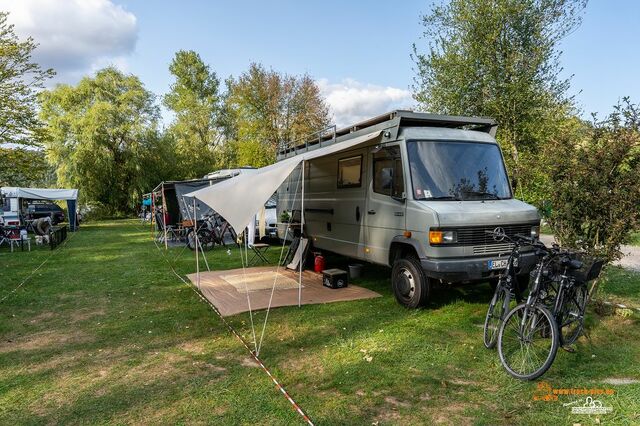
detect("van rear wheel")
(392, 257), (430, 308)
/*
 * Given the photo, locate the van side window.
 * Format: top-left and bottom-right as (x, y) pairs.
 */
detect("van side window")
(337, 155), (362, 188)
(373, 146), (404, 198)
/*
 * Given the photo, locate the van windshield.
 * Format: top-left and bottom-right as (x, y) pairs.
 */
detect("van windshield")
(407, 140), (512, 200)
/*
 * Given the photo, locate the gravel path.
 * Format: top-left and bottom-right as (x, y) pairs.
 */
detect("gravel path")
(540, 234), (640, 271)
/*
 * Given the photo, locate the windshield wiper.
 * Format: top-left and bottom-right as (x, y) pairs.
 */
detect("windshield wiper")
(461, 191), (501, 200)
(424, 195), (462, 201)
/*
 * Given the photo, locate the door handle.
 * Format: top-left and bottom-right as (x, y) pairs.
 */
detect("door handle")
(355, 206), (360, 222)
(367, 210), (376, 215)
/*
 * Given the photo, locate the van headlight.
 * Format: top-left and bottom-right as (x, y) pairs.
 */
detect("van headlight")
(429, 230), (457, 245)
(531, 225), (540, 239)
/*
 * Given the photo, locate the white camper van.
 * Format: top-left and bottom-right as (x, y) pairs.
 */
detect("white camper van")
(277, 111), (540, 308)
(0, 187), (23, 226)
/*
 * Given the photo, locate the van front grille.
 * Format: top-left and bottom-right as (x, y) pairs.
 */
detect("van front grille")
(454, 223), (535, 247)
(473, 243), (514, 255)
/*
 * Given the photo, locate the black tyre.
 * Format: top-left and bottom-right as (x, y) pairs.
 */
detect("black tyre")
(498, 303), (559, 380)
(483, 284), (510, 349)
(186, 230), (199, 251)
(391, 257), (430, 308)
(559, 283), (588, 346)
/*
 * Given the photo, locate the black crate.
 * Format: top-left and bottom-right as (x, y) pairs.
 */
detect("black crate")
(322, 268), (348, 289)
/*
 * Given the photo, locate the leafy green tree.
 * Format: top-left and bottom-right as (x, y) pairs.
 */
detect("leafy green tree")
(163, 50), (223, 178)
(413, 0), (586, 200)
(39, 67), (168, 214)
(224, 63), (330, 167)
(543, 99), (640, 264)
(0, 11), (54, 185)
(0, 147), (50, 186)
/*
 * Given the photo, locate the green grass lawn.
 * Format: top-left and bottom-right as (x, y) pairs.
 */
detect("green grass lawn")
(1, 220), (639, 425)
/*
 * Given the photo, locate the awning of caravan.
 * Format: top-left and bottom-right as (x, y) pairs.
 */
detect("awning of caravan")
(2, 187), (78, 200)
(186, 130), (382, 233)
(1, 186), (80, 231)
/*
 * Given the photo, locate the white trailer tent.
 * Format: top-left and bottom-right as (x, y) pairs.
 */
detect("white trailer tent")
(0, 187), (80, 231)
(185, 130), (383, 307)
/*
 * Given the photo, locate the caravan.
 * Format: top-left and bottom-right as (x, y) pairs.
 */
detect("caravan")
(0, 187), (79, 231)
(277, 111), (540, 308)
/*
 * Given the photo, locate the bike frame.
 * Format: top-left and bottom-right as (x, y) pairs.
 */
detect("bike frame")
(519, 253), (552, 338)
(492, 234), (532, 301)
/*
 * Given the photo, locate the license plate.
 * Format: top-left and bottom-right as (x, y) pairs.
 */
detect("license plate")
(488, 259), (509, 270)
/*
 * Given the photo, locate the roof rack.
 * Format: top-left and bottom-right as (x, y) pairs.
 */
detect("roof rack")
(276, 110), (497, 159)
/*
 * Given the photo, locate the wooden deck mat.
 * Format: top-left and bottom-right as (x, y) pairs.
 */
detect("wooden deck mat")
(186, 266), (381, 317)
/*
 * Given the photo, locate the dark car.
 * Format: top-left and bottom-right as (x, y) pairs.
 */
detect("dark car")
(26, 202), (65, 225)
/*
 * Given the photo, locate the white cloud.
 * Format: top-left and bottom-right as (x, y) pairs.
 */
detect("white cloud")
(318, 78), (415, 128)
(1, 0), (137, 83)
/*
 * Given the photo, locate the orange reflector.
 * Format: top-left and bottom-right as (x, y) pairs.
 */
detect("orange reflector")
(403, 231), (412, 238)
(429, 231), (443, 244)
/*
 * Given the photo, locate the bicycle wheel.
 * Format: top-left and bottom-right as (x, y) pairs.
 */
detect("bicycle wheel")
(559, 283), (588, 346)
(186, 230), (197, 250)
(483, 284), (511, 349)
(498, 303), (559, 380)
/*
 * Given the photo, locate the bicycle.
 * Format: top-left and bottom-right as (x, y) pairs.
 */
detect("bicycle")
(497, 243), (603, 380)
(185, 214), (219, 251)
(483, 232), (542, 349)
(544, 251), (603, 347)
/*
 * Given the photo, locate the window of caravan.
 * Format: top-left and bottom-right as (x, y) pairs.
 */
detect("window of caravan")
(337, 155), (362, 188)
(407, 140), (512, 200)
(373, 146), (404, 198)
(1, 196), (9, 212)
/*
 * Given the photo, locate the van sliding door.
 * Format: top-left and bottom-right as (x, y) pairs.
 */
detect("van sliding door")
(303, 150), (367, 258)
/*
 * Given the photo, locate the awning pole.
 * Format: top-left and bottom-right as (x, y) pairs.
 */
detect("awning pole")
(162, 183), (168, 250)
(194, 198), (200, 289)
(299, 160), (304, 308)
(150, 193), (155, 238)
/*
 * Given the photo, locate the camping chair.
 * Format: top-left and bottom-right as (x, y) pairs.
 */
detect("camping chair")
(155, 211), (178, 243)
(0, 226), (11, 249)
(286, 237), (309, 270)
(282, 235), (300, 266)
(249, 243), (270, 265)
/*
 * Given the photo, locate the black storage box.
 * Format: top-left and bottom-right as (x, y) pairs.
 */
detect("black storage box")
(322, 268), (348, 289)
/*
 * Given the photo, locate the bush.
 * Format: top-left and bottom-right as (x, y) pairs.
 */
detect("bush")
(543, 99), (640, 263)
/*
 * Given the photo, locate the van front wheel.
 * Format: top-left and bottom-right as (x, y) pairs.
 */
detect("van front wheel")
(392, 257), (430, 308)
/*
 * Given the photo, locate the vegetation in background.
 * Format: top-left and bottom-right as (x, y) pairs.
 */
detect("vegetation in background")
(0, 12), (54, 186)
(411, 0), (640, 259)
(412, 0), (587, 203)
(163, 50), (225, 179)
(543, 99), (640, 263)
(39, 68), (173, 215)
(223, 63), (330, 167)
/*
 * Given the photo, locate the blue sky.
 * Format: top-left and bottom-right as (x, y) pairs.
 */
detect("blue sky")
(3, 0), (639, 126)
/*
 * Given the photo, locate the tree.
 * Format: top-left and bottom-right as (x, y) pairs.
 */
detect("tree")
(413, 0), (586, 201)
(543, 99), (640, 264)
(0, 11), (54, 185)
(163, 50), (222, 178)
(39, 67), (167, 214)
(224, 63), (330, 167)
(0, 147), (50, 186)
